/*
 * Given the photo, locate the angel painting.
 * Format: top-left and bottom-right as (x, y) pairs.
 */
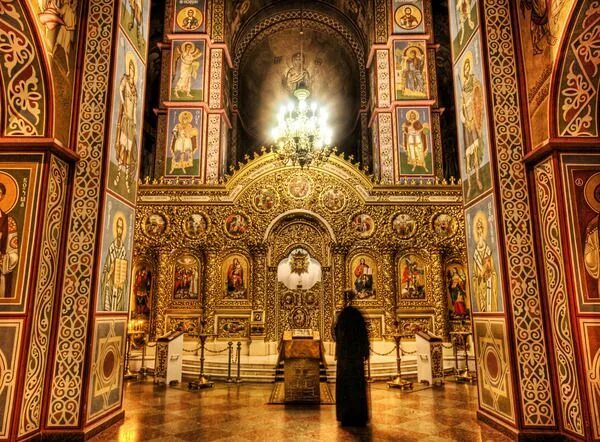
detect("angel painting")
(37, 0), (78, 74)
(172, 41), (204, 99)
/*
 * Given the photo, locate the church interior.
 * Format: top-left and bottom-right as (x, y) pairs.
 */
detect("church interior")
(0, 0), (599, 440)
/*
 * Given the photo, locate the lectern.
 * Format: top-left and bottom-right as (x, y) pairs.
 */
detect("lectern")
(415, 331), (444, 385)
(278, 330), (326, 403)
(154, 330), (184, 385)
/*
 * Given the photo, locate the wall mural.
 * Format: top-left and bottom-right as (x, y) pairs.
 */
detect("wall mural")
(453, 33), (492, 203)
(349, 254), (377, 301)
(393, 40), (428, 100)
(173, 0), (206, 33)
(173, 254), (201, 300)
(183, 212), (209, 238)
(165, 109), (202, 177)
(97, 195), (135, 313)
(391, 212), (418, 239)
(449, 0), (478, 59)
(142, 212), (167, 237)
(107, 32), (145, 204)
(579, 319), (600, 438)
(396, 107), (433, 176)
(0, 157), (42, 314)
(0, 320), (22, 439)
(222, 254), (249, 299)
(446, 261), (469, 319)
(465, 195), (503, 313)
(169, 40), (205, 101)
(392, 0), (425, 34)
(87, 319), (126, 420)
(399, 254), (427, 300)
(562, 155), (600, 313)
(120, 0), (150, 61)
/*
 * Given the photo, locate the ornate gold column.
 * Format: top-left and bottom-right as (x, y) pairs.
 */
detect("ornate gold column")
(265, 264), (278, 341)
(380, 247), (396, 335)
(203, 247), (220, 334)
(331, 245), (348, 310)
(250, 243), (267, 312)
(430, 248), (448, 338)
(154, 247), (171, 338)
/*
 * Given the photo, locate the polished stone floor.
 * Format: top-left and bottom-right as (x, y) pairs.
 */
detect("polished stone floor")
(90, 378), (511, 441)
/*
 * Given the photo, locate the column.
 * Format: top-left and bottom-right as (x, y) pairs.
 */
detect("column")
(429, 248), (448, 339)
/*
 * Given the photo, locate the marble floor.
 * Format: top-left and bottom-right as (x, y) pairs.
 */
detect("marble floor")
(90, 378), (511, 442)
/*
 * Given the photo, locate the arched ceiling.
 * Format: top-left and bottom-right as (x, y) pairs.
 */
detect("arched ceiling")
(231, 1), (369, 156)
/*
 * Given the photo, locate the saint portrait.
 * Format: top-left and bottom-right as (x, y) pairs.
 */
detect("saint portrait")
(170, 40), (205, 101)
(397, 108), (433, 175)
(351, 214), (375, 239)
(253, 187), (278, 212)
(108, 35), (144, 204)
(222, 255), (249, 299)
(432, 213), (458, 239)
(166, 109), (201, 176)
(120, 0), (150, 59)
(283, 52), (311, 94)
(454, 35), (491, 203)
(173, 255), (200, 300)
(101, 213), (129, 311)
(399, 254), (426, 299)
(446, 262), (469, 319)
(394, 41), (427, 100)
(394, 1), (424, 33)
(174, 0), (205, 33)
(131, 263), (152, 321)
(392, 213), (417, 239)
(37, 0), (79, 72)
(183, 213), (208, 238)
(224, 212), (250, 238)
(450, 0), (478, 57)
(321, 187), (346, 213)
(288, 174), (312, 199)
(466, 197), (503, 313)
(350, 255), (376, 300)
(0, 177), (19, 299)
(143, 213), (166, 237)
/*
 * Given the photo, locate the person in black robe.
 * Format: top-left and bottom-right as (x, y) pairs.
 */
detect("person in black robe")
(334, 289), (370, 426)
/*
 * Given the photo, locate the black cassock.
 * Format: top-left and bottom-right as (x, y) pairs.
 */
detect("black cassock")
(334, 305), (370, 426)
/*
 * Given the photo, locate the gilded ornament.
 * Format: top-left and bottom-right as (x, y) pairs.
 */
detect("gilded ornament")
(431, 212), (458, 239)
(350, 213), (375, 239)
(182, 212), (209, 238)
(142, 212), (168, 237)
(252, 186), (279, 212)
(391, 212), (418, 239)
(287, 173), (313, 199)
(320, 186), (347, 213)
(223, 211), (250, 238)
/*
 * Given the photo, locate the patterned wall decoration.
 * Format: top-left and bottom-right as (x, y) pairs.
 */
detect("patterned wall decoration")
(48, 0), (116, 426)
(579, 318), (600, 439)
(534, 159), (584, 436)
(556, 2), (600, 138)
(465, 195), (503, 313)
(396, 107), (433, 176)
(474, 318), (515, 423)
(173, 0), (206, 33)
(208, 47), (223, 109)
(0, 0), (46, 136)
(376, 50), (391, 109)
(106, 32), (146, 204)
(393, 41), (428, 100)
(0, 156), (43, 313)
(165, 108), (202, 177)
(452, 32), (492, 203)
(205, 113), (221, 183)
(216, 316), (249, 339)
(392, 0), (425, 34)
(169, 40), (206, 102)
(0, 319), (22, 439)
(18, 156), (68, 437)
(87, 319), (126, 420)
(482, 0), (554, 426)
(97, 195), (135, 312)
(377, 113), (394, 184)
(364, 316), (383, 340)
(120, 0), (150, 61)
(562, 154), (600, 312)
(448, 0), (478, 60)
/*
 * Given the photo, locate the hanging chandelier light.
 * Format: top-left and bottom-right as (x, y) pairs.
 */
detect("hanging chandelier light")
(269, 7), (336, 168)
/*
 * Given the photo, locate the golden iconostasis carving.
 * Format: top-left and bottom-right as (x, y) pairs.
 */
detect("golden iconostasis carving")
(132, 153), (469, 342)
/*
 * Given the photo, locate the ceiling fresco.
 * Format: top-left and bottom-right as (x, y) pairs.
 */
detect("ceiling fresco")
(238, 25), (361, 152)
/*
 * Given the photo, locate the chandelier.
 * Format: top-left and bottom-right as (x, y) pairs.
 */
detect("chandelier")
(269, 7), (335, 168)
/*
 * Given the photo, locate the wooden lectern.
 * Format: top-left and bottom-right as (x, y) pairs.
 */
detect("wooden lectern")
(277, 330), (326, 403)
